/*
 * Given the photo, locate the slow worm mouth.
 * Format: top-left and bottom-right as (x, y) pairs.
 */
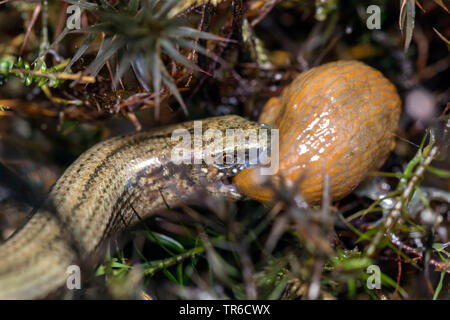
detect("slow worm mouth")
(220, 175), (243, 199)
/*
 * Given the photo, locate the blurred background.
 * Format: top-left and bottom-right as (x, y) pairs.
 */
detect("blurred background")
(0, 0), (448, 299)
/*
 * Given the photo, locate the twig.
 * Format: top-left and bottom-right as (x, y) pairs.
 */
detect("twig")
(20, 2), (41, 55)
(238, 244), (257, 299)
(394, 253), (402, 296)
(39, 0), (49, 56)
(366, 145), (440, 256)
(313, 34), (341, 67)
(250, 0), (278, 26)
(143, 246), (205, 276)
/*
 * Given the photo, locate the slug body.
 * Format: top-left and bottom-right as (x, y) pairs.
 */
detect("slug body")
(233, 60), (401, 205)
(0, 115), (269, 299)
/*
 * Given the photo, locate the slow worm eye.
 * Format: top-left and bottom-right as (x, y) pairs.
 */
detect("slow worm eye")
(222, 154), (233, 165)
(214, 153), (235, 168)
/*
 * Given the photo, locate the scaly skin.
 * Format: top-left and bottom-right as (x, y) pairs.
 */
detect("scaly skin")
(0, 115), (269, 299)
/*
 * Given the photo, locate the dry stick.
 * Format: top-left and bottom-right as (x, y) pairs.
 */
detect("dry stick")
(105, 60), (117, 91)
(185, 4), (207, 88)
(53, 2), (68, 45)
(250, 0), (279, 27)
(143, 246), (205, 276)
(307, 257), (324, 300)
(115, 53), (125, 90)
(9, 68), (95, 84)
(410, 57), (450, 86)
(40, 85), (83, 106)
(237, 244), (257, 300)
(366, 145), (440, 257)
(39, 0), (49, 56)
(19, 3), (41, 55)
(394, 253), (402, 296)
(225, 197), (257, 299)
(389, 234), (450, 275)
(313, 34), (341, 67)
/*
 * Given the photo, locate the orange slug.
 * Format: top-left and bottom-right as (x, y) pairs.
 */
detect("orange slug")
(233, 60), (402, 205)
